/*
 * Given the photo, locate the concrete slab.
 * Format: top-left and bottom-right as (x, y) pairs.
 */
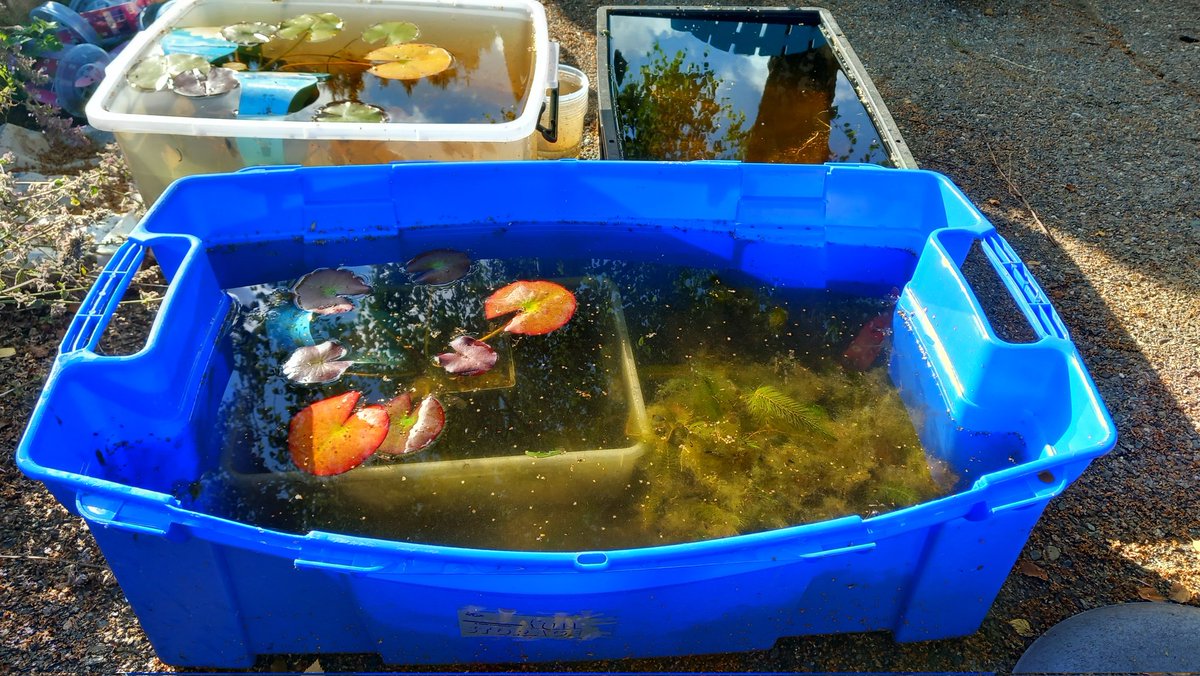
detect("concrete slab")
(1014, 602), (1200, 673)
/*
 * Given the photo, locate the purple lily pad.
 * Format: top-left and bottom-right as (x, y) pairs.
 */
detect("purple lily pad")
(406, 249), (471, 285)
(282, 340), (353, 383)
(436, 336), (498, 376)
(378, 393), (445, 455)
(293, 267), (372, 315)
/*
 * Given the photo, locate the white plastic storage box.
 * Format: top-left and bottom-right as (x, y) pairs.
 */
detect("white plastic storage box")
(85, 0), (554, 202)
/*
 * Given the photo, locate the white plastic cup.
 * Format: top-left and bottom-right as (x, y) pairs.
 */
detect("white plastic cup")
(537, 64), (589, 159)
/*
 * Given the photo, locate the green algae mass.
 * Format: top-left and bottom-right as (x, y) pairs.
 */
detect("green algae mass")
(632, 355), (953, 542)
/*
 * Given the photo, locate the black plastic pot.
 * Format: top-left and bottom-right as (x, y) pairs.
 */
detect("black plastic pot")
(596, 5), (916, 167)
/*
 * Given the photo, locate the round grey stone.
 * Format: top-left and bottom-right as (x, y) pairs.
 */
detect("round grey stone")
(1014, 603), (1200, 673)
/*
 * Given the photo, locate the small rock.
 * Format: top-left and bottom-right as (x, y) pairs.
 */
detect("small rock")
(89, 211), (141, 264)
(80, 125), (116, 146)
(0, 124), (52, 170)
(1030, 549), (1043, 560)
(1046, 545), (1062, 561)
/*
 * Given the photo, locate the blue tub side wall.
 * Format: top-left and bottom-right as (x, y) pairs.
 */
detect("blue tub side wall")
(77, 496), (1028, 666)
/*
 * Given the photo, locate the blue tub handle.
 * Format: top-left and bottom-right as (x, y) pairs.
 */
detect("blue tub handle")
(294, 558), (387, 575)
(59, 240), (146, 355)
(76, 491), (180, 539)
(797, 542), (876, 560)
(979, 233), (1069, 341)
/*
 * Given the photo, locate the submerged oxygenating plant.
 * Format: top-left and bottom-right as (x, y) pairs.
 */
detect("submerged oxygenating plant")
(634, 356), (952, 541)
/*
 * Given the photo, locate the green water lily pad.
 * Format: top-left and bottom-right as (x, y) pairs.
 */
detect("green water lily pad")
(126, 53), (210, 91)
(277, 12), (344, 43)
(220, 21), (277, 46)
(313, 100), (388, 123)
(172, 66), (239, 97)
(362, 21), (419, 45)
(366, 43), (452, 80)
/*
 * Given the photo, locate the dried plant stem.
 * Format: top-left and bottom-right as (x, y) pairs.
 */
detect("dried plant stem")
(261, 31), (317, 70)
(0, 554), (109, 570)
(985, 141), (1056, 242)
(478, 325), (506, 343)
(278, 60), (367, 70)
(989, 53), (1044, 73)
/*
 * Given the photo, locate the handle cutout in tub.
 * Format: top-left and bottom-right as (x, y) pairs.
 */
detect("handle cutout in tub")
(93, 260), (166, 357)
(959, 240), (1039, 344)
(59, 240), (157, 356)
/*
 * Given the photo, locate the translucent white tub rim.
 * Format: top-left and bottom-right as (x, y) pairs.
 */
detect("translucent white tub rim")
(85, 0), (551, 142)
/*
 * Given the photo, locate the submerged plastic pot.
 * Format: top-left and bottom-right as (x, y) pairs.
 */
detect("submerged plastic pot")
(596, 5), (915, 167)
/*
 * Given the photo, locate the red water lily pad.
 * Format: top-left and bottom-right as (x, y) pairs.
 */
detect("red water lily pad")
(406, 249), (470, 285)
(484, 280), (577, 335)
(378, 393), (445, 455)
(282, 340), (351, 384)
(293, 267), (372, 315)
(436, 335), (497, 375)
(288, 391), (389, 476)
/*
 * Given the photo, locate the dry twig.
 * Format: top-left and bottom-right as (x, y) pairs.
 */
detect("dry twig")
(985, 141), (1057, 242)
(0, 553), (109, 570)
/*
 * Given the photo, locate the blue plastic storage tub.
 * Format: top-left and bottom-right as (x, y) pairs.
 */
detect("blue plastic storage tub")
(16, 161), (1115, 667)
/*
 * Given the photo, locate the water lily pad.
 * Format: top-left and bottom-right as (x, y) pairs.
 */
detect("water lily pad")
(282, 341), (352, 384)
(288, 391), (389, 476)
(277, 12), (344, 43)
(484, 280), (577, 335)
(292, 267), (372, 314)
(406, 249), (470, 285)
(378, 393), (445, 455)
(313, 100), (388, 123)
(220, 21), (277, 46)
(362, 21), (419, 45)
(366, 44), (453, 80)
(436, 336), (498, 376)
(172, 66), (239, 97)
(126, 53), (210, 91)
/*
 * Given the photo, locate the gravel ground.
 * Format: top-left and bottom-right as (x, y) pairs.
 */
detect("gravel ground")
(2, 0), (1198, 671)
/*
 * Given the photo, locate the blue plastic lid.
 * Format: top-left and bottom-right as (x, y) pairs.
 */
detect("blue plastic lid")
(236, 72), (320, 117)
(69, 0), (125, 14)
(137, 0), (175, 30)
(160, 29), (237, 61)
(52, 43), (110, 118)
(29, 2), (101, 46)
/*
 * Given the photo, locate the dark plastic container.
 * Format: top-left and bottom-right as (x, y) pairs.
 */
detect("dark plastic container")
(16, 161), (1113, 667)
(597, 6), (915, 167)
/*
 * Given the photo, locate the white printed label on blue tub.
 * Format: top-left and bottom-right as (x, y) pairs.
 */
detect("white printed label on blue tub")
(458, 607), (611, 640)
